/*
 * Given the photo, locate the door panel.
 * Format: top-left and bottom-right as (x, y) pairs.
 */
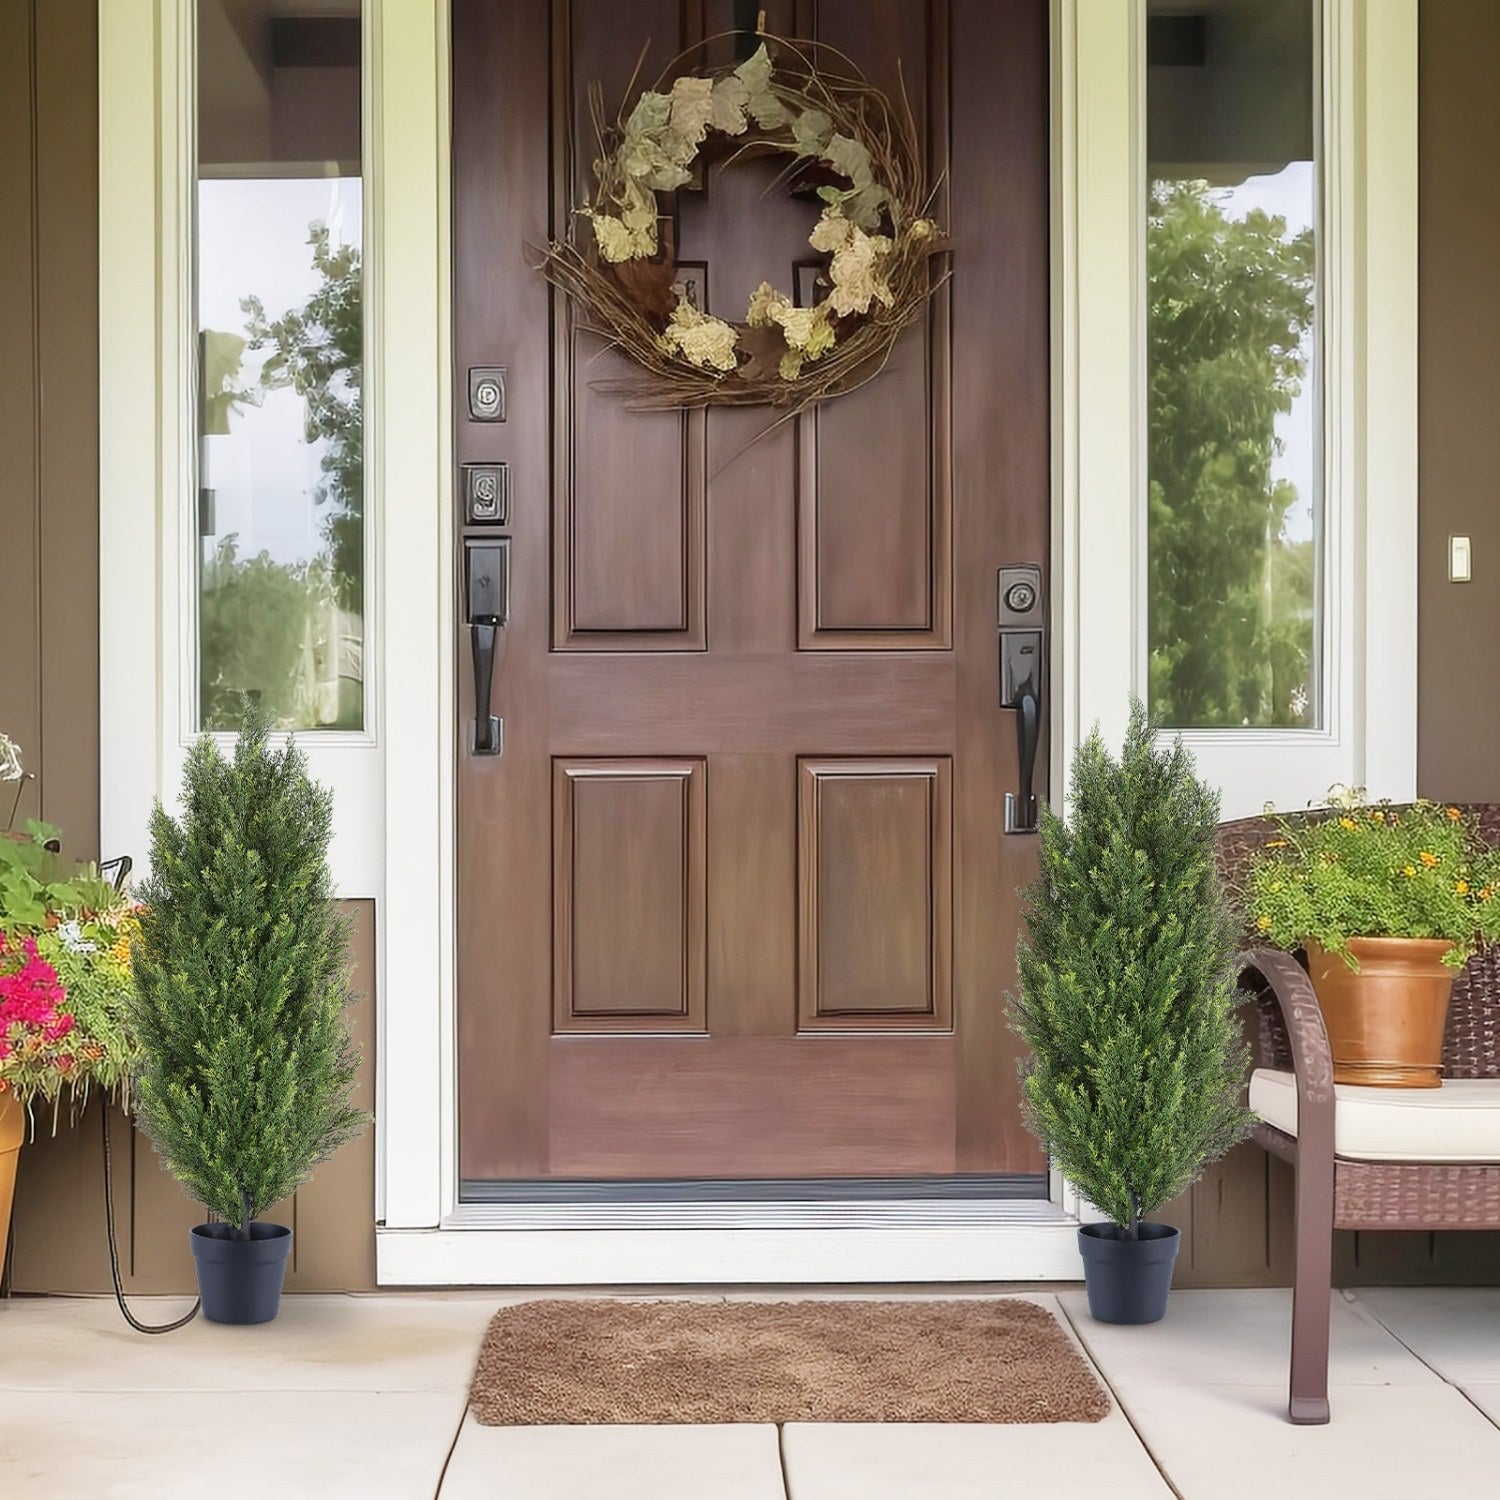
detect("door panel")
(547, 1036), (958, 1179)
(797, 758), (953, 1029)
(453, 0), (1049, 1185)
(552, 759), (707, 1033)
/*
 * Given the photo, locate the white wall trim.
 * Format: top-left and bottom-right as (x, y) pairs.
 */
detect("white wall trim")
(1057, 0), (1420, 817)
(372, 0), (453, 1233)
(1357, 0), (1420, 800)
(1051, 0), (1142, 789)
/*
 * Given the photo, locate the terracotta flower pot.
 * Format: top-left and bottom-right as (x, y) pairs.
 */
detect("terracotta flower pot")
(1304, 937), (1456, 1088)
(0, 1089), (23, 1274)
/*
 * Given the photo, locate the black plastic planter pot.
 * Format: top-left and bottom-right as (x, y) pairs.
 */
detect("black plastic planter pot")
(1077, 1221), (1181, 1324)
(189, 1222), (293, 1325)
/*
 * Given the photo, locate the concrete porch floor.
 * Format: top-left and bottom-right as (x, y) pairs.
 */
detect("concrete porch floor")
(3, 1287), (1499, 1497)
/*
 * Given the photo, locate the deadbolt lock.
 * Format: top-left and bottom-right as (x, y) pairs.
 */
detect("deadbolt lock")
(998, 564), (1044, 627)
(467, 366), (507, 422)
(1003, 580), (1037, 615)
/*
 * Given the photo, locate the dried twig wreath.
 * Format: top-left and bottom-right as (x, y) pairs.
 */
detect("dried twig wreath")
(540, 34), (949, 413)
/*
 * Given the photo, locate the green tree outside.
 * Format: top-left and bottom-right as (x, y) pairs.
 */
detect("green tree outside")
(199, 222), (364, 732)
(242, 223), (364, 616)
(1147, 178), (1317, 729)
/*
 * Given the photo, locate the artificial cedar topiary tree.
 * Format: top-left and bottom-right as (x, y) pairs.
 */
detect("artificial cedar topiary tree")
(129, 709), (368, 1240)
(1012, 701), (1251, 1239)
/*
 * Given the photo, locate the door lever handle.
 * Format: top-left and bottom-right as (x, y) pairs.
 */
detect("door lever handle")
(1007, 679), (1040, 833)
(997, 564), (1044, 834)
(470, 618), (502, 756)
(465, 539), (509, 756)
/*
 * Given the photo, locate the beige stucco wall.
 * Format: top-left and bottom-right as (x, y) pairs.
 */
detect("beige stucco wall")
(1416, 0), (1500, 802)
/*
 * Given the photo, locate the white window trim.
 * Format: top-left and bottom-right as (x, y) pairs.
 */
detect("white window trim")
(99, 0), (384, 899)
(100, 0), (1415, 1285)
(1057, 0), (1418, 819)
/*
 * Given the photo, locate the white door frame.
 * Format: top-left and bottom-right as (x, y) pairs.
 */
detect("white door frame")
(99, 0), (1416, 1285)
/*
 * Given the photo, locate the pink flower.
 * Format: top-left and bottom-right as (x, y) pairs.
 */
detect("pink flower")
(0, 933), (72, 1053)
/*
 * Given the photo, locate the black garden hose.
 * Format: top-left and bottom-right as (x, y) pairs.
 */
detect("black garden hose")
(101, 1102), (198, 1334)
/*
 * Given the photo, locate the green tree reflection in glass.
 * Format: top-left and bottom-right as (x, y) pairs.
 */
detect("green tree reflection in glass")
(1147, 178), (1317, 730)
(200, 221), (363, 732)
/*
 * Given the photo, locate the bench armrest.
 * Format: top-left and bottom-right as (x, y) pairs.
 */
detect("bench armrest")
(1238, 947), (1336, 1155)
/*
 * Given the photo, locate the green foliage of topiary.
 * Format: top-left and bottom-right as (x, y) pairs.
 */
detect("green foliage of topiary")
(129, 708), (368, 1238)
(1012, 702), (1251, 1238)
(1244, 795), (1500, 969)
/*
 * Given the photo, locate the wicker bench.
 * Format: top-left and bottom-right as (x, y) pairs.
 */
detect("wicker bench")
(1220, 809), (1500, 1425)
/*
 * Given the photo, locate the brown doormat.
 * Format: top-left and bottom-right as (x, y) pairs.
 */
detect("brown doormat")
(469, 1298), (1110, 1425)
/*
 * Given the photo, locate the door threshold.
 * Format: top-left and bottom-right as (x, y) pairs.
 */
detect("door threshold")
(377, 1210), (1086, 1286)
(444, 1192), (1065, 1233)
(460, 1173), (1048, 1208)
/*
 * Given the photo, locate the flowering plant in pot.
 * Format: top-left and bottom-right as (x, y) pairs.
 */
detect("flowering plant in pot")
(0, 735), (143, 1274)
(1244, 793), (1500, 1087)
(129, 710), (368, 1324)
(1012, 703), (1250, 1324)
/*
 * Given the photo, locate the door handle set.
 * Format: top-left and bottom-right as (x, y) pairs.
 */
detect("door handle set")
(466, 538), (509, 756)
(997, 564), (1044, 834)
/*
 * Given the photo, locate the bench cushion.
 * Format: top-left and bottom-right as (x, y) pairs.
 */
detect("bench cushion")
(1250, 1068), (1500, 1163)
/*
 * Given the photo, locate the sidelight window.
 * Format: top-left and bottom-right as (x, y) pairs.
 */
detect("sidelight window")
(1144, 0), (1322, 731)
(195, 0), (364, 731)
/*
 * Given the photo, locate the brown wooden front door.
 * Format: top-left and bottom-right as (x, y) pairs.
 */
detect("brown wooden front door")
(452, 0), (1049, 1187)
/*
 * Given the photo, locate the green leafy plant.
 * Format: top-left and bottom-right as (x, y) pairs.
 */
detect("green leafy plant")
(0, 821), (120, 928)
(1244, 794), (1500, 969)
(129, 708), (369, 1238)
(1011, 702), (1251, 1238)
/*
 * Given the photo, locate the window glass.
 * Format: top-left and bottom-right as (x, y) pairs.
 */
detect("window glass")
(196, 0), (363, 730)
(1146, 0), (1320, 729)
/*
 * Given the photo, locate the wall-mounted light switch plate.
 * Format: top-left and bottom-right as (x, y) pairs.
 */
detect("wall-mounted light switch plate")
(1449, 534), (1472, 583)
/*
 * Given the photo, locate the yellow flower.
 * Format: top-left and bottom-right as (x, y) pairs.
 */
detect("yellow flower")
(660, 299), (739, 372)
(811, 209), (894, 317)
(746, 281), (793, 328)
(1256, 915), (1272, 932)
(1339, 816), (1358, 831)
(1420, 851), (1440, 867)
(1456, 880), (1471, 896)
(1482, 887), (1494, 901)
(1371, 810), (1385, 823)
(1402, 865), (1417, 878)
(1447, 806), (1463, 821)
(1264, 838), (1289, 849)
(586, 207), (658, 263)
